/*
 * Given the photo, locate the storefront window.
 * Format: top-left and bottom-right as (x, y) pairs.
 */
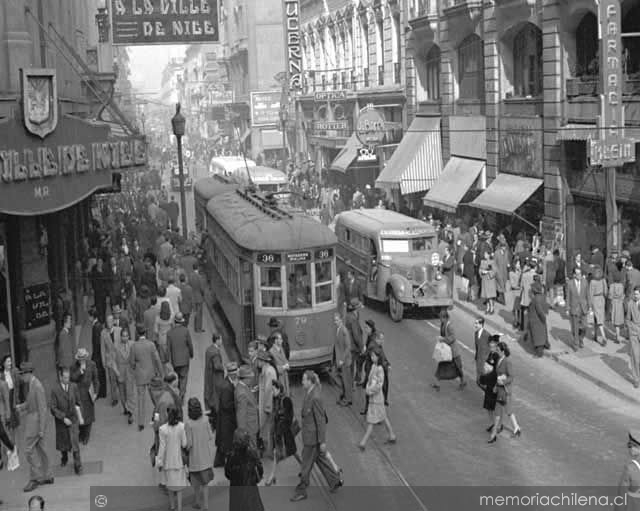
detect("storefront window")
(315, 260), (333, 304)
(287, 262), (311, 309)
(259, 266), (283, 309)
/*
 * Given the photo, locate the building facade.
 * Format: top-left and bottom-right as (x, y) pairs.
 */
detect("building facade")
(219, 0), (286, 160)
(408, 0), (640, 257)
(0, 0), (146, 368)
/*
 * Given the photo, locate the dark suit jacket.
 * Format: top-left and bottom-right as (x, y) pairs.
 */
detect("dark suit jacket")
(474, 328), (491, 375)
(166, 325), (193, 368)
(56, 328), (75, 369)
(179, 283), (194, 314)
(216, 378), (236, 452)
(567, 277), (589, 316)
(203, 345), (224, 410)
(189, 271), (205, 303)
(129, 338), (163, 385)
(345, 311), (363, 353)
(300, 386), (326, 446)
(235, 382), (258, 437)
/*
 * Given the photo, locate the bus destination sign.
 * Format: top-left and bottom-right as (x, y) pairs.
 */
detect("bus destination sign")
(286, 251), (311, 263)
(257, 253), (282, 264)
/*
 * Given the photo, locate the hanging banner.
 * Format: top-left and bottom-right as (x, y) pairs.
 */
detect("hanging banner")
(283, 0), (302, 91)
(110, 0), (219, 45)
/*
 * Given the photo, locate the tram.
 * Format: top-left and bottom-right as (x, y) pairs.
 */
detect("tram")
(196, 178), (338, 369)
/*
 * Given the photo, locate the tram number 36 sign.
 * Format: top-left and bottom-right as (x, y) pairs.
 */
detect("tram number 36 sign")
(355, 105), (386, 147)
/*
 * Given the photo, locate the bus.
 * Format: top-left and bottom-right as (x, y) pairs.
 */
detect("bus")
(209, 156), (256, 178)
(335, 209), (453, 321)
(199, 180), (338, 369)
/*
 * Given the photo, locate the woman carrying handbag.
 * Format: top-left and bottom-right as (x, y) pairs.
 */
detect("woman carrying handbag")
(488, 342), (522, 443)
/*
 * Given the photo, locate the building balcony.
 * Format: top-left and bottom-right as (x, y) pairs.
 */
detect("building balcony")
(442, 0), (483, 18)
(409, 0), (439, 21)
(566, 76), (640, 99)
(565, 76), (640, 123)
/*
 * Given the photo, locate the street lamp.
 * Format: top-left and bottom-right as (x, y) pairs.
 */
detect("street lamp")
(171, 103), (188, 240)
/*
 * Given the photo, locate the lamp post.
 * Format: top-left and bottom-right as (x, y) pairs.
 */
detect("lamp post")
(171, 103), (188, 240)
(279, 105), (288, 173)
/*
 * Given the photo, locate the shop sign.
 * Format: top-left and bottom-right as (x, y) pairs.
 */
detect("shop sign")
(24, 283), (51, 329)
(590, 0), (636, 167)
(286, 251), (311, 263)
(313, 120), (348, 132)
(250, 91), (281, 127)
(314, 90), (347, 102)
(283, 0), (302, 91)
(355, 105), (386, 147)
(110, 0), (218, 45)
(357, 147), (377, 162)
(499, 118), (543, 179)
(0, 117), (148, 215)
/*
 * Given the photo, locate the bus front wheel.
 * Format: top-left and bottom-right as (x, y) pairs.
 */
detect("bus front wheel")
(388, 292), (404, 322)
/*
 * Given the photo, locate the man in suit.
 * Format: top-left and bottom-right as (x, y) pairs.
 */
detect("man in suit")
(333, 313), (352, 406)
(143, 296), (159, 342)
(625, 287), (640, 389)
(50, 366), (82, 474)
(18, 363), (54, 492)
(441, 245), (455, 288)
(214, 362), (237, 467)
(101, 315), (121, 406)
(344, 298), (364, 382)
(129, 326), (163, 431)
(473, 317), (491, 385)
(235, 365), (259, 448)
(204, 333), (224, 431)
(567, 267), (590, 351)
(55, 314), (75, 371)
(189, 264), (206, 333)
(166, 313), (193, 399)
(178, 273), (194, 328)
(291, 371), (342, 501)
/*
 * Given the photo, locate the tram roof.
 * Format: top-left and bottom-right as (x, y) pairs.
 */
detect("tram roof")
(194, 176), (240, 202)
(336, 209), (436, 236)
(206, 190), (337, 251)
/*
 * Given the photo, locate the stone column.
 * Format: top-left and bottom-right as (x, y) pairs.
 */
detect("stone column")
(0, 0), (33, 92)
(483, 4), (499, 181)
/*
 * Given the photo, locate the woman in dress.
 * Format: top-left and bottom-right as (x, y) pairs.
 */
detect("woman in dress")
(609, 263), (625, 344)
(480, 251), (497, 314)
(157, 407), (188, 511)
(269, 332), (290, 395)
(154, 301), (173, 369)
(432, 309), (466, 390)
(528, 281), (549, 357)
(478, 336), (500, 433)
(488, 342), (522, 443)
(185, 398), (214, 511)
(589, 265), (608, 346)
(265, 380), (297, 485)
(225, 428), (264, 511)
(358, 346), (396, 450)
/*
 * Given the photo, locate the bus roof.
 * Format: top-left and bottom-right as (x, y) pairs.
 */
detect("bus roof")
(335, 209), (437, 237)
(194, 176), (239, 203)
(209, 156), (256, 172)
(206, 189), (337, 251)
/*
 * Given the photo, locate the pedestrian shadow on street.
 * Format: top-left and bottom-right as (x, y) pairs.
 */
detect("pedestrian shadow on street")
(600, 353), (635, 385)
(550, 326), (576, 351)
(497, 309), (514, 329)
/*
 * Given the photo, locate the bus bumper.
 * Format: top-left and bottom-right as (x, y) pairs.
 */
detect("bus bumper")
(289, 346), (333, 370)
(404, 297), (453, 309)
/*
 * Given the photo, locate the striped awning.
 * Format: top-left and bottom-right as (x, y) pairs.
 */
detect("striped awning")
(375, 116), (442, 195)
(557, 124), (640, 142)
(329, 134), (360, 172)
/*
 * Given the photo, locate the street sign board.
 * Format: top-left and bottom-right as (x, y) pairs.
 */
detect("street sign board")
(250, 91), (281, 127)
(313, 120), (348, 131)
(110, 0), (219, 45)
(355, 105), (387, 147)
(314, 90), (348, 102)
(590, 0), (636, 167)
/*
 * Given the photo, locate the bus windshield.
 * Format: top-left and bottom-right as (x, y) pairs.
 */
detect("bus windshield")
(381, 236), (435, 255)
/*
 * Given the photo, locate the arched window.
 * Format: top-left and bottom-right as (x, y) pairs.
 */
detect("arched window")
(622, 1), (640, 74)
(416, 45), (440, 101)
(513, 24), (542, 97)
(457, 35), (484, 100)
(575, 13), (598, 77)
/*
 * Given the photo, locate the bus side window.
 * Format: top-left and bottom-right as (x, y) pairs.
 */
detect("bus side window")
(369, 240), (378, 281)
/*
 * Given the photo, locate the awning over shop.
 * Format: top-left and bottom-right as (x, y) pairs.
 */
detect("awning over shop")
(557, 124), (640, 142)
(330, 134), (360, 172)
(375, 116), (442, 194)
(261, 129), (284, 150)
(469, 173), (542, 215)
(422, 157), (485, 212)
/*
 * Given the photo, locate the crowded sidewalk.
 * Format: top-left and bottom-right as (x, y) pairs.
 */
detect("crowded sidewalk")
(452, 274), (640, 405)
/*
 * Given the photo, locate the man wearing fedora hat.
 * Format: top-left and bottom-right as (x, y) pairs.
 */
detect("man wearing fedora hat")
(70, 349), (99, 445)
(235, 365), (259, 449)
(214, 362), (238, 467)
(17, 362), (54, 492)
(166, 312), (193, 399)
(614, 429), (640, 509)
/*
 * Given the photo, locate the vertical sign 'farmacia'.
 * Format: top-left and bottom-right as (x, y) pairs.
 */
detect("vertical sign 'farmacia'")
(284, 0), (302, 91)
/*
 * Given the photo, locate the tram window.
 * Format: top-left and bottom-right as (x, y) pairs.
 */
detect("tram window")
(287, 263), (311, 309)
(315, 260), (333, 304)
(259, 266), (282, 308)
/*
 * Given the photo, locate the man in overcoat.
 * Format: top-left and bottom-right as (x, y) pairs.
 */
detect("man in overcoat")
(204, 333), (224, 431)
(129, 327), (164, 431)
(70, 348), (100, 445)
(55, 314), (75, 371)
(166, 313), (193, 399)
(18, 363), (54, 493)
(473, 317), (491, 385)
(214, 362), (237, 467)
(235, 365), (259, 448)
(50, 367), (82, 474)
(101, 315), (121, 406)
(88, 307), (107, 399)
(333, 313), (352, 406)
(189, 264), (206, 333)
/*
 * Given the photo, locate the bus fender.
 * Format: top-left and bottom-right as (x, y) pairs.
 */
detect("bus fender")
(386, 275), (410, 302)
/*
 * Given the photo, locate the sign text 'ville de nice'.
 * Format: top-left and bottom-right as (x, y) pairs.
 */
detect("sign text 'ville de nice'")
(111, 0), (218, 45)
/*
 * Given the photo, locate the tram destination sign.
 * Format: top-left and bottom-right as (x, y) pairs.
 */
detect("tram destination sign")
(286, 251), (311, 263)
(110, 0), (219, 45)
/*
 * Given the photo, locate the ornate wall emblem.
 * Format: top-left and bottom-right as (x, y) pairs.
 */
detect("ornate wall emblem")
(21, 68), (58, 139)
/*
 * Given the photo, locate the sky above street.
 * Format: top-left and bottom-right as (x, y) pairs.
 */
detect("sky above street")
(128, 45), (188, 96)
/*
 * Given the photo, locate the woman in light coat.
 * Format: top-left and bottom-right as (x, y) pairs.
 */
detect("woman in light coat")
(358, 346), (396, 450)
(157, 407), (188, 511)
(480, 251), (497, 314)
(609, 263), (626, 344)
(185, 398), (214, 511)
(269, 332), (290, 395)
(589, 266), (608, 346)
